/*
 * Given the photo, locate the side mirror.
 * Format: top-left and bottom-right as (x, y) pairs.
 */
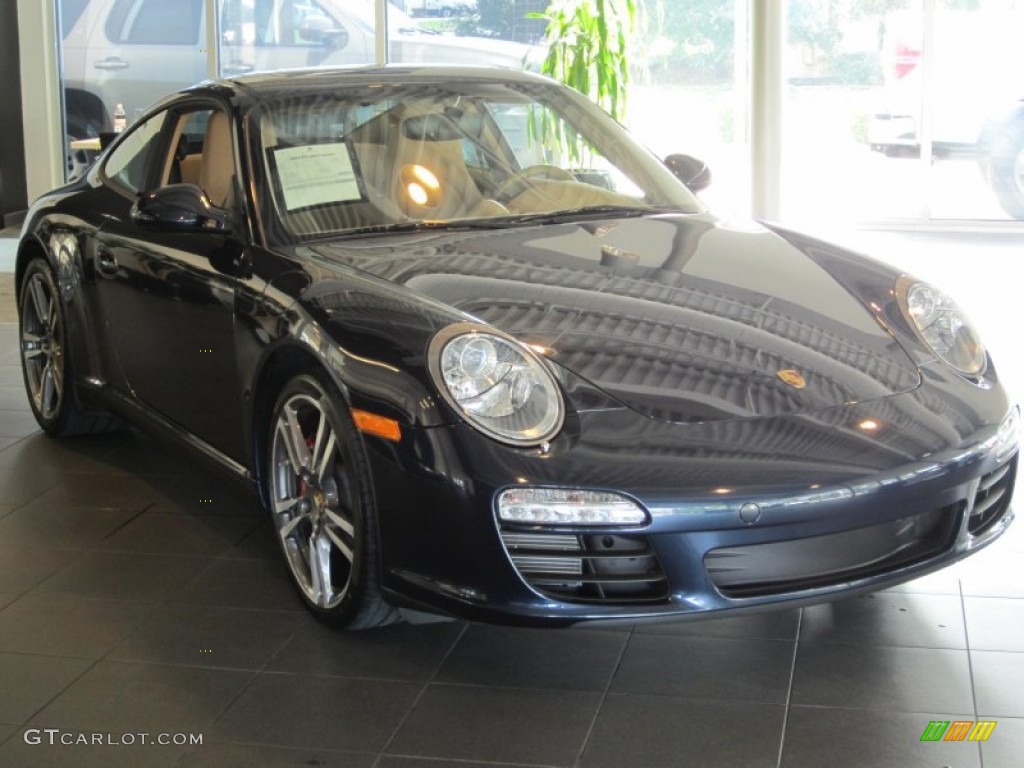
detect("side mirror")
(298, 15), (349, 49)
(664, 154), (712, 193)
(130, 184), (230, 234)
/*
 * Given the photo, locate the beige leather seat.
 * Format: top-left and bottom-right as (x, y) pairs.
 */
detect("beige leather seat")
(199, 111), (234, 207)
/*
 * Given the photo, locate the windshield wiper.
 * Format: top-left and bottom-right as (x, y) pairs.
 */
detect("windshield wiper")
(502, 205), (677, 226)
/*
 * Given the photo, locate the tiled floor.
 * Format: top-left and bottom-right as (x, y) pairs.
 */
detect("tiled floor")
(0, 231), (1020, 767)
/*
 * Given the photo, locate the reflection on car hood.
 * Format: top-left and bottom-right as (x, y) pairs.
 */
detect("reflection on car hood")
(307, 213), (921, 424)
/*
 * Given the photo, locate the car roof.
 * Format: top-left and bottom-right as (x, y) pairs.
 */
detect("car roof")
(186, 65), (554, 107)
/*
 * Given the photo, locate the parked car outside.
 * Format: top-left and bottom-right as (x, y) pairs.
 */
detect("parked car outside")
(866, 9), (1024, 219)
(18, 66), (1018, 628)
(60, 0), (533, 164)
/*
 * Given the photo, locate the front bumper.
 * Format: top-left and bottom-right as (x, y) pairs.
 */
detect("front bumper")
(367, 388), (1017, 627)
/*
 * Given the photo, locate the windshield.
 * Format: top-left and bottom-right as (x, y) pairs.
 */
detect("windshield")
(251, 79), (702, 245)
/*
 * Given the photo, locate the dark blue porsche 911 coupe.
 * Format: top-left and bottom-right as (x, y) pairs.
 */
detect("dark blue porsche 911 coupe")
(16, 66), (1018, 628)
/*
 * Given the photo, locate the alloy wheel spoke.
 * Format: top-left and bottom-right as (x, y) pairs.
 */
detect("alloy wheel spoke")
(324, 506), (355, 538)
(324, 524), (353, 564)
(278, 509), (310, 539)
(308, 529), (334, 608)
(40, 362), (56, 415)
(313, 421), (337, 483)
(22, 346), (45, 361)
(29, 278), (49, 328)
(282, 404), (313, 471)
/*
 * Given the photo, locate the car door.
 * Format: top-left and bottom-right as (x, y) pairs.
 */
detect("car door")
(92, 102), (248, 461)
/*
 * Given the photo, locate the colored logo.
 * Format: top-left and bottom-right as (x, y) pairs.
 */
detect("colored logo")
(920, 720), (997, 742)
(776, 369), (807, 389)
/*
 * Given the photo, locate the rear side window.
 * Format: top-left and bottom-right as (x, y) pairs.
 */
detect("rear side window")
(104, 111), (168, 194)
(106, 0), (202, 45)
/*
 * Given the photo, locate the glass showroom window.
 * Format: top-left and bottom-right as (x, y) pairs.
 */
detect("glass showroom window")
(782, 0), (1024, 227)
(218, 0), (377, 77)
(57, 0), (380, 181)
(390, 1), (753, 218)
(60, 0), (207, 179)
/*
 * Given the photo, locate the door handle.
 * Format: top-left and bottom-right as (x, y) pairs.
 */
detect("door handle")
(96, 248), (118, 278)
(93, 57), (130, 70)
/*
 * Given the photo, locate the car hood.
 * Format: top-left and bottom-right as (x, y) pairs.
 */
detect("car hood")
(306, 213), (921, 424)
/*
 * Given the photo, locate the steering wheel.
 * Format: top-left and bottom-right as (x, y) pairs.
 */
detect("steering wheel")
(493, 164), (577, 204)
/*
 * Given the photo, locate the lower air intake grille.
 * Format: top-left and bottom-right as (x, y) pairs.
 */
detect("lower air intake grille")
(706, 503), (960, 598)
(969, 456), (1017, 535)
(499, 530), (669, 604)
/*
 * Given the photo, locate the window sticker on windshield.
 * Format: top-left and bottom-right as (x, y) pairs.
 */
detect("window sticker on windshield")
(272, 141), (366, 211)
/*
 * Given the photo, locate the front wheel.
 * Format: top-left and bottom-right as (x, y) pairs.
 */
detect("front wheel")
(266, 373), (397, 628)
(988, 139), (1024, 220)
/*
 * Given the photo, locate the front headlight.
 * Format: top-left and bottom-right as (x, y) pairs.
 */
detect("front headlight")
(897, 276), (986, 376)
(428, 323), (564, 446)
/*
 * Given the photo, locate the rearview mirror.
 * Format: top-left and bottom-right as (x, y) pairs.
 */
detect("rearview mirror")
(130, 184), (230, 234)
(664, 154), (712, 193)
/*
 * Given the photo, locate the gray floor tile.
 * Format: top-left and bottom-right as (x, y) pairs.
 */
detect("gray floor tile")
(213, 673), (419, 752)
(0, 725), (15, 744)
(386, 684), (600, 766)
(224, 519), (280, 560)
(0, 437), (19, 453)
(959, 551), (1024, 598)
(171, 557), (303, 612)
(964, 597), (1024, 652)
(109, 603), (302, 671)
(177, 743), (375, 767)
(0, 386), (29, 411)
(0, 503), (16, 521)
(0, 465), (66, 506)
(32, 551), (214, 603)
(0, 366), (26, 387)
(267, 618), (463, 681)
(580, 694), (783, 768)
(978, 715), (1024, 768)
(0, 737), (185, 768)
(95, 510), (262, 557)
(377, 759), (539, 768)
(610, 633), (794, 704)
(0, 593), (16, 611)
(971, 651), (1024, 717)
(0, 432), (127, 474)
(0, 652), (91, 723)
(435, 624), (627, 692)
(0, 502), (139, 550)
(800, 592), (967, 649)
(792, 642), (974, 714)
(634, 608), (800, 640)
(0, 545), (80, 595)
(780, 706), (981, 768)
(0, 594), (154, 658)
(29, 660), (253, 733)
(0, 410), (41, 438)
(31, 474), (172, 511)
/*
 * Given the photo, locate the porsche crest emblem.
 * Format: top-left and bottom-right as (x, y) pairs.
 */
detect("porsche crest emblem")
(777, 369), (807, 389)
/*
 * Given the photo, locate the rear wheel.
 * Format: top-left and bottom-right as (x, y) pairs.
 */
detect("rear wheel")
(266, 373), (397, 628)
(19, 259), (119, 436)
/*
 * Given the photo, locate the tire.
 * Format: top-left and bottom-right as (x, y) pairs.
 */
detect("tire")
(19, 259), (121, 437)
(988, 137), (1024, 220)
(266, 372), (398, 628)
